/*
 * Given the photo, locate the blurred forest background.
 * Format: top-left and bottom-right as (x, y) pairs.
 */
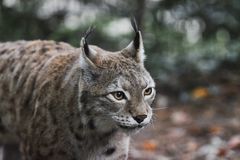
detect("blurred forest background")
(0, 0), (240, 159)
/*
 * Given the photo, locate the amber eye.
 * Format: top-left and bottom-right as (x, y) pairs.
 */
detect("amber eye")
(112, 91), (126, 100)
(144, 88), (152, 96)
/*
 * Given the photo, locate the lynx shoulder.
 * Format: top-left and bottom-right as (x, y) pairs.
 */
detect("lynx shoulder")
(0, 21), (156, 160)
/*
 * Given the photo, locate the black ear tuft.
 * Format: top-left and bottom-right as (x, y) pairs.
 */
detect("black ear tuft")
(84, 25), (95, 40)
(130, 17), (139, 33)
(131, 17), (140, 50)
(133, 31), (140, 50)
(82, 26), (95, 56)
(83, 39), (89, 57)
(122, 18), (145, 63)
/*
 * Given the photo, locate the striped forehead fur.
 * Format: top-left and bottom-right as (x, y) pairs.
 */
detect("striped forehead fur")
(88, 45), (141, 71)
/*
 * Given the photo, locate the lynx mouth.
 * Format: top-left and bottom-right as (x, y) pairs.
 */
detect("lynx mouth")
(118, 124), (144, 130)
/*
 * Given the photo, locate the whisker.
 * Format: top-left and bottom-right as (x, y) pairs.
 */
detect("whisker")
(149, 120), (156, 130)
(152, 107), (168, 110)
(151, 114), (157, 120)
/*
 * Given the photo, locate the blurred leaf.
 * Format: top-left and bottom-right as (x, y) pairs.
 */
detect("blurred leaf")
(141, 140), (158, 151)
(192, 87), (209, 99)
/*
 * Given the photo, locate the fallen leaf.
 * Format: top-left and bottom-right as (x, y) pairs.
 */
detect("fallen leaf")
(167, 127), (186, 139)
(209, 125), (224, 135)
(188, 126), (208, 136)
(170, 111), (192, 125)
(228, 135), (240, 150)
(192, 87), (209, 99)
(186, 141), (198, 152)
(217, 147), (228, 157)
(141, 140), (158, 151)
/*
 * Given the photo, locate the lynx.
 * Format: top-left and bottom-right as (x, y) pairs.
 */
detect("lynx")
(0, 20), (156, 160)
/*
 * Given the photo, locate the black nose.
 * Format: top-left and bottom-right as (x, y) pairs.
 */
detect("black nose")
(133, 115), (147, 123)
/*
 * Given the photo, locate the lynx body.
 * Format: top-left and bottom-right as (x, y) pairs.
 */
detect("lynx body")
(0, 24), (155, 160)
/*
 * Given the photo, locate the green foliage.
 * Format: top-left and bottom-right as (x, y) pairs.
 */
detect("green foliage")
(0, 0), (240, 86)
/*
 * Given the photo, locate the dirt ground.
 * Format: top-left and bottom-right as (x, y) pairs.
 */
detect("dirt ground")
(129, 95), (240, 160)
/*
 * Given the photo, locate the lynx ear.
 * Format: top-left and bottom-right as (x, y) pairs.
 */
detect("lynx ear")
(122, 18), (145, 63)
(79, 27), (98, 69)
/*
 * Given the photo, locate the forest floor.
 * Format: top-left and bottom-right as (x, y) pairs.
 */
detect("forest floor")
(129, 94), (240, 160)
(1, 85), (239, 160)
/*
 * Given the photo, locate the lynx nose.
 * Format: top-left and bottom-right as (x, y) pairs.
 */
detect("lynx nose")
(133, 115), (147, 124)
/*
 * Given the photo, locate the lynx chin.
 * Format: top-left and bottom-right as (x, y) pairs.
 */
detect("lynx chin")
(0, 19), (156, 160)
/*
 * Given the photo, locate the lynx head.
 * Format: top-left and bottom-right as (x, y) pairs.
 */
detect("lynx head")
(78, 20), (155, 134)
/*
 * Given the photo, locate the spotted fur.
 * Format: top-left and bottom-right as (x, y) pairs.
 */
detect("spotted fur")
(0, 28), (155, 160)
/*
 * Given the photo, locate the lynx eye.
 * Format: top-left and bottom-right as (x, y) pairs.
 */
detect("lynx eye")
(144, 88), (153, 96)
(112, 91), (126, 100)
